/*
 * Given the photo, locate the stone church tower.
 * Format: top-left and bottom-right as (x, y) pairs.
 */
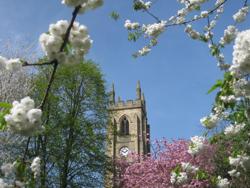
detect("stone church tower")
(105, 81), (150, 187)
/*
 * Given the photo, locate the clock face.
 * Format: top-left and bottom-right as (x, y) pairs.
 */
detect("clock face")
(119, 146), (129, 157)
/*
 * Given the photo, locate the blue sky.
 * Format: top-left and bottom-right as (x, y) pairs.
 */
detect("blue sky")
(0, 0), (249, 140)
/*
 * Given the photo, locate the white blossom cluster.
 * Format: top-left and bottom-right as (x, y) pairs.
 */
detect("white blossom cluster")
(188, 136), (206, 155)
(0, 162), (25, 188)
(142, 21), (167, 38)
(124, 20), (140, 30)
(229, 154), (250, 169)
(233, 78), (250, 97)
(200, 114), (219, 129)
(138, 46), (151, 56)
(39, 20), (92, 64)
(181, 162), (199, 174)
(200, 11), (209, 18)
(185, 25), (201, 40)
(137, 0), (152, 10)
(217, 176), (230, 188)
(170, 171), (188, 185)
(1, 163), (15, 178)
(62, 0), (103, 14)
(30, 157), (41, 178)
(4, 97), (43, 136)
(220, 95), (236, 103)
(224, 123), (245, 136)
(170, 162), (198, 185)
(233, 6), (249, 23)
(125, 18), (166, 57)
(205, 20), (217, 31)
(231, 29), (250, 75)
(219, 25), (238, 45)
(0, 56), (22, 72)
(228, 169), (240, 177)
(215, 0), (225, 6)
(178, 0), (207, 7)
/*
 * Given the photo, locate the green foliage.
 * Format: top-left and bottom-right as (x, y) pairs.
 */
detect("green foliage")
(195, 170), (209, 180)
(31, 60), (109, 187)
(171, 164), (181, 175)
(0, 102), (12, 109)
(133, 1), (146, 11)
(200, 35), (209, 42)
(207, 80), (223, 94)
(209, 44), (220, 56)
(0, 102), (11, 130)
(110, 11), (120, 21)
(128, 32), (141, 42)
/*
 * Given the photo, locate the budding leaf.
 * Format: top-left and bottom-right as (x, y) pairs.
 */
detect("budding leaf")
(0, 102), (12, 109)
(110, 11), (120, 21)
(207, 80), (223, 94)
(0, 112), (7, 130)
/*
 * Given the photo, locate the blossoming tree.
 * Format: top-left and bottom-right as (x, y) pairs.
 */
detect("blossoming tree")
(114, 0), (250, 187)
(0, 0), (105, 187)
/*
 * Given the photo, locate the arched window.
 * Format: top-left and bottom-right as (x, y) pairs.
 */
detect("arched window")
(120, 116), (129, 135)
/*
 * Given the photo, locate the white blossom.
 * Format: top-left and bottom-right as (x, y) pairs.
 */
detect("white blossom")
(137, 0), (152, 10)
(220, 95), (236, 103)
(188, 136), (205, 155)
(0, 56), (22, 72)
(215, 0), (225, 6)
(4, 97), (43, 136)
(178, 0), (207, 7)
(216, 53), (225, 64)
(200, 114), (219, 129)
(78, 0), (103, 14)
(31, 157), (41, 178)
(233, 78), (250, 97)
(229, 154), (250, 169)
(170, 171), (188, 185)
(39, 20), (92, 64)
(142, 21), (166, 38)
(185, 24), (200, 39)
(1, 163), (15, 177)
(219, 25), (238, 45)
(138, 46), (151, 56)
(230, 29), (250, 75)
(228, 169), (240, 177)
(217, 176), (230, 188)
(233, 6), (249, 23)
(124, 20), (140, 30)
(175, 16), (185, 24)
(0, 178), (10, 188)
(181, 162), (199, 173)
(200, 11), (208, 18)
(61, 0), (103, 10)
(224, 123), (245, 136)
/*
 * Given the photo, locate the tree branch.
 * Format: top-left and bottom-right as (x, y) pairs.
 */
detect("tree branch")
(39, 5), (81, 110)
(166, 0), (229, 27)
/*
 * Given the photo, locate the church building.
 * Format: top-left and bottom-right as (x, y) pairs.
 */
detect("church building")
(105, 81), (150, 187)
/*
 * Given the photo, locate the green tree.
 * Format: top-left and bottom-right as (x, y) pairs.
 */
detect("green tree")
(32, 61), (109, 187)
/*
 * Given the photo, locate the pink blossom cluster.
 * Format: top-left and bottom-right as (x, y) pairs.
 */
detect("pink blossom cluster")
(116, 139), (217, 188)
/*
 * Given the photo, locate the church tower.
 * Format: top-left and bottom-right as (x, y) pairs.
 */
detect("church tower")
(105, 81), (150, 187)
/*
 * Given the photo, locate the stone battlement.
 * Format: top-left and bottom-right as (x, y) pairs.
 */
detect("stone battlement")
(109, 99), (144, 110)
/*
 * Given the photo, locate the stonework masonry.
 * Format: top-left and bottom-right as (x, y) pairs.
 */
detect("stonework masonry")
(105, 81), (150, 187)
